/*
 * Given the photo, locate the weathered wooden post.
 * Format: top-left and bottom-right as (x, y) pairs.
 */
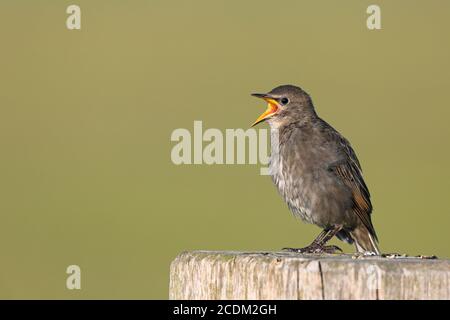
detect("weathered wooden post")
(169, 251), (450, 300)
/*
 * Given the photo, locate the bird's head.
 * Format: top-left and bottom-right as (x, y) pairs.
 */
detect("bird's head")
(251, 85), (316, 127)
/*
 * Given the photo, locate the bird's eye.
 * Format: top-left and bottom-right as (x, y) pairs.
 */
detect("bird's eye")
(280, 97), (289, 105)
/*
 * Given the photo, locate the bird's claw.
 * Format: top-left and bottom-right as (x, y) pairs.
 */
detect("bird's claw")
(283, 244), (342, 254)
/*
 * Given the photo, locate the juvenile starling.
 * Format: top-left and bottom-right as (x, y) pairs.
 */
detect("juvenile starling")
(252, 85), (380, 254)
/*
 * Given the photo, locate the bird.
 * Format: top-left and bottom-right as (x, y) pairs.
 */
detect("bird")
(251, 85), (380, 254)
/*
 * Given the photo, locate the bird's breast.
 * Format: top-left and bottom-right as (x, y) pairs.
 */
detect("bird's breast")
(269, 151), (315, 223)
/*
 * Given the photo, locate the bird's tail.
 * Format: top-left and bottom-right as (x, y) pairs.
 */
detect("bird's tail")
(350, 224), (380, 255)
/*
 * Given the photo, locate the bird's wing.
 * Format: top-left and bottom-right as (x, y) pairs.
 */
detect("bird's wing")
(328, 136), (378, 241)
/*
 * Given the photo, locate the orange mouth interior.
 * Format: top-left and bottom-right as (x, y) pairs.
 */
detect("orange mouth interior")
(252, 99), (279, 126)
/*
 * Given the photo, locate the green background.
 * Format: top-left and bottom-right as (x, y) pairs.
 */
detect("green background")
(0, 0), (449, 299)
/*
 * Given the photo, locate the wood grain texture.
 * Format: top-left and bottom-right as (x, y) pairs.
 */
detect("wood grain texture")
(169, 251), (450, 300)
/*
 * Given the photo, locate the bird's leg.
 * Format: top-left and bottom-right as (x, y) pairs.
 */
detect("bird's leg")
(283, 226), (343, 254)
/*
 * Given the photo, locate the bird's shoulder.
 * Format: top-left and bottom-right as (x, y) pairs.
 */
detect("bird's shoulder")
(312, 118), (366, 179)
(313, 118), (362, 167)
(279, 118), (359, 165)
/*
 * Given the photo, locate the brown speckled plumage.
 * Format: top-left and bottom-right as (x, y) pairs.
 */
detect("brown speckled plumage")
(253, 85), (380, 254)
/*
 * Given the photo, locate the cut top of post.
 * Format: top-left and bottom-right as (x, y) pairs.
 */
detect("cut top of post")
(169, 251), (450, 300)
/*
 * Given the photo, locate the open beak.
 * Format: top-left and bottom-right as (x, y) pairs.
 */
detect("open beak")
(251, 93), (280, 127)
